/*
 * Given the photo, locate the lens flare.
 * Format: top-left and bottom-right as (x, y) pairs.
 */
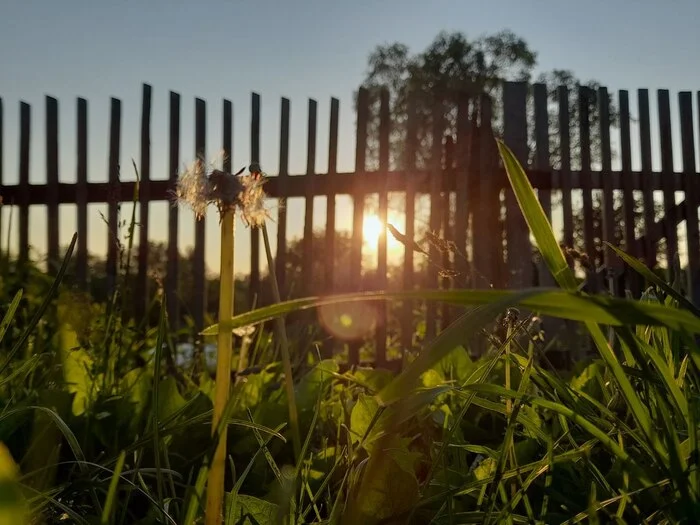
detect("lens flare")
(317, 302), (378, 341)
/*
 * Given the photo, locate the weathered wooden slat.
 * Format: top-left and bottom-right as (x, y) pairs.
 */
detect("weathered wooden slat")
(658, 90), (678, 271)
(322, 97), (339, 360)
(325, 97), (339, 293)
(193, 98), (206, 332)
(19, 102), (30, 265)
(166, 92), (181, 331)
(533, 83), (556, 288)
(680, 92), (700, 304)
(136, 84), (152, 320)
(440, 135), (453, 328)
(454, 93), (470, 284)
(533, 83), (552, 223)
(250, 93), (261, 307)
(302, 98), (317, 296)
(46, 96), (60, 273)
(503, 81), (532, 288)
(479, 94), (503, 289)
(106, 98), (121, 296)
(619, 91), (636, 255)
(276, 98), (290, 297)
(638, 89), (656, 268)
(375, 88), (390, 367)
(349, 87), (369, 366)
(578, 86), (595, 270)
(76, 99), (88, 287)
(425, 94), (444, 340)
(559, 86), (574, 248)
(598, 87), (615, 271)
(223, 100), (233, 174)
(618, 90), (641, 296)
(401, 92), (418, 357)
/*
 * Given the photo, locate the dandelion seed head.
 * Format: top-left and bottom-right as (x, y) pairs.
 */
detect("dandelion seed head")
(173, 158), (276, 227)
(174, 158), (212, 219)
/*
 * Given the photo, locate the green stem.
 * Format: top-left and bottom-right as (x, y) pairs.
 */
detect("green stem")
(261, 223), (301, 461)
(205, 209), (236, 525)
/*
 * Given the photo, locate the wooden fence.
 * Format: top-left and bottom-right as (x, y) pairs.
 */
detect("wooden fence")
(1, 82), (699, 368)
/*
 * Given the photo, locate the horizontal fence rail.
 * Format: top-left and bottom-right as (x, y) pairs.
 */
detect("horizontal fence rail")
(1, 82), (699, 369)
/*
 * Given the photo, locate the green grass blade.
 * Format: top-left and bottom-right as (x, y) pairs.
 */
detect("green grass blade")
(0, 289), (22, 344)
(101, 451), (126, 525)
(607, 242), (700, 316)
(496, 141), (577, 291)
(203, 288), (700, 336)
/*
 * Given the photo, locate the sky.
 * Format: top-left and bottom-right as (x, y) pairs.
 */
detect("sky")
(2, 0), (700, 275)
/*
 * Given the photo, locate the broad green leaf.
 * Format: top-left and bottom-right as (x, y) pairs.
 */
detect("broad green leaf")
(224, 494), (279, 525)
(349, 456), (419, 524)
(0, 443), (27, 525)
(157, 377), (187, 422)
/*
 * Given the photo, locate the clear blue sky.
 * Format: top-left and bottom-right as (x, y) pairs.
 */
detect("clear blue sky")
(2, 0), (700, 274)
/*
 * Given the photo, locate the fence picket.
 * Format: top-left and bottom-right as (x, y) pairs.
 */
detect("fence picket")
(638, 89), (656, 268)
(376, 88), (391, 366)
(680, 92), (700, 303)
(77, 98), (88, 287)
(302, 99), (317, 296)
(250, 93), (261, 307)
(106, 98), (121, 296)
(136, 84), (152, 319)
(503, 82), (532, 288)
(19, 102), (30, 266)
(276, 98), (290, 297)
(46, 96), (59, 274)
(166, 92), (181, 331)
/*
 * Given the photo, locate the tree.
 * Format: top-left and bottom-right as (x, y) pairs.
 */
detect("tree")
(360, 30), (616, 171)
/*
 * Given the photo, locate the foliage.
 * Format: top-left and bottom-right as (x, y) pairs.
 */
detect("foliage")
(361, 30), (616, 171)
(0, 144), (699, 524)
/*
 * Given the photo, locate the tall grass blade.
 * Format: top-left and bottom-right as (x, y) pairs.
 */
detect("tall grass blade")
(101, 451), (126, 525)
(496, 140), (656, 463)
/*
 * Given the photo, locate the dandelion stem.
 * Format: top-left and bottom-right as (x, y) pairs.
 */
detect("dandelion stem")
(205, 208), (235, 525)
(262, 223), (301, 461)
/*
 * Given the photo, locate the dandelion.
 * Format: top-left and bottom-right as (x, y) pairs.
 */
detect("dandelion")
(173, 156), (274, 227)
(175, 158), (292, 525)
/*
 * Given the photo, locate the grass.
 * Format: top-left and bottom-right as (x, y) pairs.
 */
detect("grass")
(0, 143), (699, 524)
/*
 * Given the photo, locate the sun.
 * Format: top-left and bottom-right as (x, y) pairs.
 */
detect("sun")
(362, 214), (384, 246)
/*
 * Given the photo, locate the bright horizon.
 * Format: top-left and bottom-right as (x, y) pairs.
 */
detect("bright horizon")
(3, 0), (700, 275)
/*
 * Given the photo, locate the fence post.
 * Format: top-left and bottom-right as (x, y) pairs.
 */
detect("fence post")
(46, 96), (60, 275)
(136, 84), (152, 321)
(193, 98), (206, 333)
(19, 102), (30, 267)
(106, 98), (121, 297)
(375, 87), (390, 367)
(302, 98), (317, 297)
(250, 93), (261, 308)
(166, 91), (181, 333)
(276, 98), (290, 298)
(347, 87), (369, 366)
(680, 92), (700, 304)
(502, 81), (532, 288)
